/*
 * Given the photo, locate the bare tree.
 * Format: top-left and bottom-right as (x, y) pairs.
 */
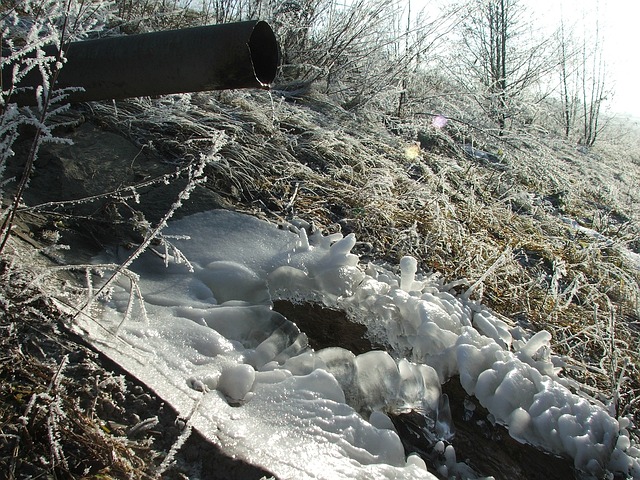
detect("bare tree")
(456, 0), (554, 133)
(557, 14), (579, 138)
(579, 12), (608, 146)
(395, 0), (413, 117)
(271, 0), (323, 74)
(554, 2), (609, 146)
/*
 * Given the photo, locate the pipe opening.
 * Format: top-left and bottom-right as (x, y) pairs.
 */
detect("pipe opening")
(249, 21), (279, 86)
(4, 20), (280, 105)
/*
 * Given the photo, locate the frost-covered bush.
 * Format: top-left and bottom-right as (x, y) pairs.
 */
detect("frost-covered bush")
(0, 0), (114, 251)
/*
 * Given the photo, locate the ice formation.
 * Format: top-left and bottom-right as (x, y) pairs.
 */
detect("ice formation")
(79, 210), (640, 479)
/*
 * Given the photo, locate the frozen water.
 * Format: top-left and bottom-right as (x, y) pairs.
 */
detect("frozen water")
(77, 210), (640, 479)
(435, 394), (453, 441)
(354, 351), (401, 415)
(400, 255), (418, 292)
(218, 363), (255, 402)
(197, 260), (270, 304)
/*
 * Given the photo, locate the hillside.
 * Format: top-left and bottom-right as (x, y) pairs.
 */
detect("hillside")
(1, 85), (639, 478)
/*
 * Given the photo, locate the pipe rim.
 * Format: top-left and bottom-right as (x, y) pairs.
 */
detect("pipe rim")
(249, 21), (279, 86)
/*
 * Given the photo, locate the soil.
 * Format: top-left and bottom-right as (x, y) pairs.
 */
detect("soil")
(273, 299), (382, 355)
(442, 377), (575, 480)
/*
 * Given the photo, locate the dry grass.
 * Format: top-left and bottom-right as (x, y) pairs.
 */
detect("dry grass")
(5, 83), (639, 457)
(0, 256), (161, 479)
(82, 88), (640, 427)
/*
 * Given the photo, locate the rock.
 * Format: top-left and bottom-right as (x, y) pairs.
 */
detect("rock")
(8, 113), (231, 253)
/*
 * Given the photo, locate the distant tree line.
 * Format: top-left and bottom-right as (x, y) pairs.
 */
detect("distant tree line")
(2, 0), (612, 146)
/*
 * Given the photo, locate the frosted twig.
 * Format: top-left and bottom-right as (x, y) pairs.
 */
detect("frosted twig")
(127, 416), (159, 438)
(72, 147), (220, 330)
(155, 393), (204, 478)
(463, 247), (510, 301)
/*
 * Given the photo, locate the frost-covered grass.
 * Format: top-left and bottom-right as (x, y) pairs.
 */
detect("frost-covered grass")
(1, 84), (639, 477)
(24, 87), (628, 477)
(0, 254), (156, 478)
(2, 1), (640, 476)
(86, 89), (640, 426)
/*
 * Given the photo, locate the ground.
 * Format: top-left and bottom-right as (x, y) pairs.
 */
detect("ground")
(1, 92), (638, 479)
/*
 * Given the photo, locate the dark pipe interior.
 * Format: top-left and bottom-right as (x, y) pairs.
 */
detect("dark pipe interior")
(249, 21), (279, 86)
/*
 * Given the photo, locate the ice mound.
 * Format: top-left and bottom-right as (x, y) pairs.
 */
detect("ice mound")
(314, 348), (443, 419)
(336, 254), (640, 477)
(81, 210), (639, 479)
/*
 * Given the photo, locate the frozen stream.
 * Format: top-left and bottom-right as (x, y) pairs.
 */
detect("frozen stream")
(75, 209), (639, 479)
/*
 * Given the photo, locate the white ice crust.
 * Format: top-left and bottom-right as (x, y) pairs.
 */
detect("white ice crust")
(79, 210), (639, 479)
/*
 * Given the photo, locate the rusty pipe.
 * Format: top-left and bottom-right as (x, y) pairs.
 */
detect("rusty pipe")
(3, 20), (279, 106)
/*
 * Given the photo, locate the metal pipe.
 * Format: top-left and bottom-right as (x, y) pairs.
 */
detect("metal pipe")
(3, 20), (279, 106)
